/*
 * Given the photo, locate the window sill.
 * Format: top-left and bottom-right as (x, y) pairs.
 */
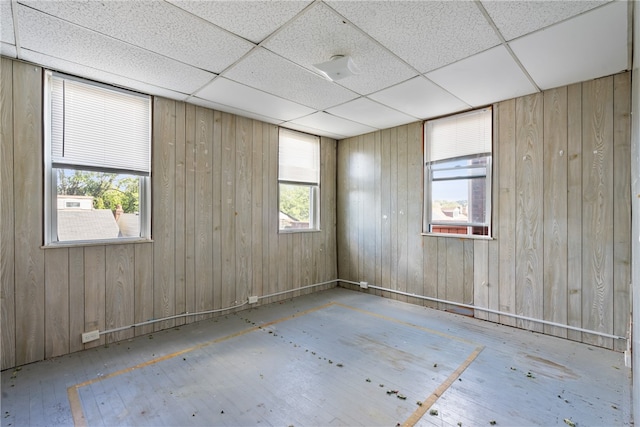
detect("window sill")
(278, 228), (321, 234)
(421, 232), (493, 241)
(42, 238), (153, 249)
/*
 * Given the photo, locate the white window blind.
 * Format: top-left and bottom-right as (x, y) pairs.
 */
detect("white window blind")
(278, 129), (320, 184)
(426, 107), (492, 162)
(50, 74), (151, 175)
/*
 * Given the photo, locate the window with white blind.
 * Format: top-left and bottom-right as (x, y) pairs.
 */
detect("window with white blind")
(44, 71), (151, 244)
(424, 107), (492, 237)
(278, 128), (320, 231)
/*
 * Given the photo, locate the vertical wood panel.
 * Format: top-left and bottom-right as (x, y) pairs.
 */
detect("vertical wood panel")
(422, 237), (438, 309)
(543, 87), (569, 338)
(437, 238), (447, 310)
(267, 125), (279, 302)
(68, 247), (85, 352)
(374, 132), (383, 289)
(153, 98), (176, 330)
(194, 106), (213, 319)
(45, 248), (69, 358)
(211, 110), (222, 310)
(174, 102), (186, 326)
(515, 93), (544, 332)
(582, 76), (614, 348)
(1, 57), (15, 370)
(567, 83), (583, 342)
(380, 129), (391, 299)
(252, 121), (264, 298)
(463, 240), (474, 305)
(221, 113), (237, 306)
(105, 245), (134, 342)
(497, 99), (517, 326)
(612, 72), (631, 351)
(445, 239), (464, 305)
(363, 134), (376, 288)
(396, 126), (409, 303)
(235, 116), (252, 304)
(84, 246), (105, 348)
(134, 243), (154, 336)
(336, 138), (349, 283)
(474, 240), (489, 320)
(184, 104), (196, 323)
(407, 123), (423, 305)
(13, 62), (44, 364)
(389, 128), (399, 299)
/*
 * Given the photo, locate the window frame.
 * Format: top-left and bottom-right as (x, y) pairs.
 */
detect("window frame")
(43, 70), (152, 246)
(423, 107), (493, 238)
(277, 128), (321, 233)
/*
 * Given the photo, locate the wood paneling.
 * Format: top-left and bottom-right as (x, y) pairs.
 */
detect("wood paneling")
(1, 57), (16, 370)
(543, 87), (568, 338)
(582, 77), (614, 348)
(13, 61), (45, 365)
(336, 73), (631, 350)
(0, 57), (337, 369)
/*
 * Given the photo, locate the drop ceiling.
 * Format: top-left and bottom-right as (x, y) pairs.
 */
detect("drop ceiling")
(0, 0), (631, 140)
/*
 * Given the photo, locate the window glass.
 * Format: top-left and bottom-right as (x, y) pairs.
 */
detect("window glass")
(45, 71), (151, 244)
(278, 129), (320, 231)
(424, 108), (492, 237)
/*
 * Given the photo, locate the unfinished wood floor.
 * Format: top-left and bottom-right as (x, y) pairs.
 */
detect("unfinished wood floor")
(1, 287), (632, 426)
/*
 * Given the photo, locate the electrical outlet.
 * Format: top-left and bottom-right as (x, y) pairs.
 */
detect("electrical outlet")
(248, 296), (259, 304)
(82, 330), (100, 343)
(360, 281), (368, 289)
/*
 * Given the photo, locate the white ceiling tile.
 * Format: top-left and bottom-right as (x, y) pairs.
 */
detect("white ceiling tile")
(224, 47), (358, 110)
(188, 97), (284, 126)
(1, 42), (16, 57)
(326, 0), (501, 73)
(326, 97), (416, 129)
(1, 0), (14, 44)
(19, 0), (253, 74)
(369, 76), (470, 120)
(195, 77), (315, 122)
(20, 50), (190, 101)
(168, 0), (311, 44)
(426, 45), (538, 107)
(509, 1), (629, 90)
(482, 0), (608, 41)
(264, 2), (417, 95)
(289, 111), (376, 139)
(16, 5), (215, 94)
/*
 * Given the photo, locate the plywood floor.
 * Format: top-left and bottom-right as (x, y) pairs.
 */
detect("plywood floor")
(1, 287), (632, 426)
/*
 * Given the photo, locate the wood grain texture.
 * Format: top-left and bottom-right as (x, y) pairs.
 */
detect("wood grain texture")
(84, 246), (106, 348)
(497, 99), (517, 327)
(45, 248), (69, 358)
(221, 112), (237, 307)
(13, 61), (45, 365)
(211, 110), (223, 311)
(105, 245), (135, 342)
(566, 83), (583, 342)
(235, 116), (252, 304)
(68, 247), (85, 352)
(380, 129), (392, 300)
(612, 72), (631, 351)
(153, 97), (176, 331)
(194, 106), (213, 319)
(184, 103), (197, 323)
(543, 87), (568, 338)
(252, 121), (264, 298)
(396, 125), (409, 303)
(174, 101), (186, 326)
(406, 124), (423, 306)
(473, 240), (489, 320)
(1, 56), (15, 370)
(582, 76), (614, 348)
(515, 93), (544, 332)
(134, 243), (154, 336)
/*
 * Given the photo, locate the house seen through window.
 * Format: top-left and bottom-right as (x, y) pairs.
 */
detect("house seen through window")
(424, 107), (492, 237)
(44, 71), (151, 244)
(278, 128), (320, 231)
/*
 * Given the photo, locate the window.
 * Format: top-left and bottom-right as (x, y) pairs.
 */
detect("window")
(278, 129), (320, 231)
(424, 107), (492, 237)
(44, 71), (151, 244)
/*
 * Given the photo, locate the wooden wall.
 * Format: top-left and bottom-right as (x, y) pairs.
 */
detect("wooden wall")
(0, 57), (337, 370)
(337, 72), (631, 351)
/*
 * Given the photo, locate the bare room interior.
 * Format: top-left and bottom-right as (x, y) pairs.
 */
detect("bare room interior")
(1, 1), (639, 426)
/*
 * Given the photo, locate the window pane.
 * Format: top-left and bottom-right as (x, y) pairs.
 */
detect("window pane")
(431, 176), (486, 225)
(56, 169), (140, 241)
(279, 183), (312, 230)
